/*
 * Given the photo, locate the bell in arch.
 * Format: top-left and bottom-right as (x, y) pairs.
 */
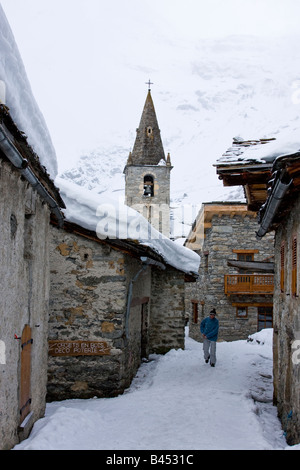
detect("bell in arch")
(143, 175), (154, 197)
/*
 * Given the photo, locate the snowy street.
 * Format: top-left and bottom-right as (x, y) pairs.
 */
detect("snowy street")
(13, 328), (299, 451)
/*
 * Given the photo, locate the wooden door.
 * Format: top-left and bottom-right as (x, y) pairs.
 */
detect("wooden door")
(19, 325), (32, 424)
(257, 307), (273, 331)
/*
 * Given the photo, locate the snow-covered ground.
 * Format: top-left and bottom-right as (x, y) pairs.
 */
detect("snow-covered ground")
(13, 328), (300, 451)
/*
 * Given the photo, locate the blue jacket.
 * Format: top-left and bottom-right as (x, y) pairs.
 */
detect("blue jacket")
(200, 316), (219, 341)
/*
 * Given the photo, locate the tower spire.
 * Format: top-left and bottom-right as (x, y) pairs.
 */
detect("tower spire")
(124, 89), (172, 238)
(129, 89), (165, 166)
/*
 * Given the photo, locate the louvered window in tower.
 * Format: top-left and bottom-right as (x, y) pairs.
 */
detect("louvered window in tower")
(280, 241), (285, 293)
(143, 175), (154, 197)
(292, 236), (297, 296)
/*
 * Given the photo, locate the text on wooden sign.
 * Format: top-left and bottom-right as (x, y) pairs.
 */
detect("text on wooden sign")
(48, 340), (110, 356)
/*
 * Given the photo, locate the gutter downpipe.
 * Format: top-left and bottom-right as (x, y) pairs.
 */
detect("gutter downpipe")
(0, 124), (64, 227)
(256, 172), (292, 240)
(125, 256), (166, 339)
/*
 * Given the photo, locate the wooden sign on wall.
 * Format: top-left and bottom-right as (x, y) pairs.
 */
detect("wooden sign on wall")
(48, 340), (110, 357)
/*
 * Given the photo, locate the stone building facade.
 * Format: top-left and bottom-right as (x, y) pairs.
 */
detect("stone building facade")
(185, 202), (274, 342)
(272, 195), (300, 445)
(215, 136), (300, 445)
(256, 151), (300, 445)
(0, 106), (64, 449)
(47, 222), (189, 401)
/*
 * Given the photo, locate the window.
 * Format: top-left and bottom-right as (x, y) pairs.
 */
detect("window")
(292, 236), (297, 297)
(257, 306), (273, 331)
(237, 253), (254, 262)
(233, 250), (258, 273)
(143, 175), (154, 197)
(236, 306), (248, 318)
(203, 251), (209, 271)
(280, 241), (285, 293)
(10, 213), (17, 238)
(191, 301), (198, 323)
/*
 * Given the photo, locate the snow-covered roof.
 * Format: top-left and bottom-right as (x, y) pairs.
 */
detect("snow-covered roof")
(216, 129), (300, 167)
(0, 5), (58, 179)
(55, 177), (200, 276)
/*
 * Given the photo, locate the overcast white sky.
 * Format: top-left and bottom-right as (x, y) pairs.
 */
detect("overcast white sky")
(1, 0), (300, 173)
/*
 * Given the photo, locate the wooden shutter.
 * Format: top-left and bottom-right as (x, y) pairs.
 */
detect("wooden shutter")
(292, 236), (297, 296)
(20, 325), (32, 424)
(280, 242), (285, 293)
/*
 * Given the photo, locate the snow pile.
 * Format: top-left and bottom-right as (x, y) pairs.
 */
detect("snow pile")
(55, 176), (200, 275)
(248, 328), (273, 347)
(13, 328), (300, 450)
(0, 5), (58, 178)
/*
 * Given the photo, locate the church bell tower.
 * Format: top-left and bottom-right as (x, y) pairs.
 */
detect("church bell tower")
(124, 86), (172, 238)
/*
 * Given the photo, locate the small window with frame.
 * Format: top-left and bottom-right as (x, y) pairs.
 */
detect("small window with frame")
(236, 305), (248, 319)
(233, 249), (258, 273)
(203, 251), (209, 271)
(237, 253), (254, 262)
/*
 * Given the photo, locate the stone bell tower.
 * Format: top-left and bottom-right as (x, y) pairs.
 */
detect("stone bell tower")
(124, 86), (172, 238)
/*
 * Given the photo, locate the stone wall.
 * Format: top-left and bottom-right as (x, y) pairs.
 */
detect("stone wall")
(149, 267), (186, 354)
(0, 160), (50, 450)
(48, 227), (152, 400)
(48, 227), (187, 401)
(186, 211), (274, 342)
(273, 195), (300, 445)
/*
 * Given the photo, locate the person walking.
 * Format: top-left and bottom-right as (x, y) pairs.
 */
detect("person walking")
(200, 308), (219, 367)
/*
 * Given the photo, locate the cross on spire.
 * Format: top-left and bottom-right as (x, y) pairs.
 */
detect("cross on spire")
(145, 79), (153, 91)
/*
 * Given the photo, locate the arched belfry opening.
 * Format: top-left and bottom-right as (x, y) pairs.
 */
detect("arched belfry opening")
(143, 175), (154, 197)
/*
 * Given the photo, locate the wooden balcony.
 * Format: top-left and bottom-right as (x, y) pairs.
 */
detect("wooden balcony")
(224, 274), (274, 295)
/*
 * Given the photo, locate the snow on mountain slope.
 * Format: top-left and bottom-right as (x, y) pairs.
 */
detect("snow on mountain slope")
(60, 146), (127, 196)
(58, 34), (300, 238)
